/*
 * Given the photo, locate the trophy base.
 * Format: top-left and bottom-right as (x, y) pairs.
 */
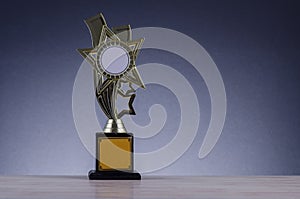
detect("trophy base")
(88, 170), (141, 180)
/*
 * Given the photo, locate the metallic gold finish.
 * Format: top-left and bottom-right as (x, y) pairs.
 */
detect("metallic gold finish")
(79, 13), (143, 179)
(99, 137), (132, 170)
(78, 13), (145, 133)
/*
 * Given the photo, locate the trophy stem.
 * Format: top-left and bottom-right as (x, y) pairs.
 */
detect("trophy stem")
(103, 119), (127, 133)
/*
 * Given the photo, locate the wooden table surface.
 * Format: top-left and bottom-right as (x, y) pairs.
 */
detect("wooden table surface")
(0, 176), (299, 199)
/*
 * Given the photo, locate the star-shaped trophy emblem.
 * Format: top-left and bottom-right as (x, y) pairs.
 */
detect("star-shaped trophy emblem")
(78, 13), (145, 121)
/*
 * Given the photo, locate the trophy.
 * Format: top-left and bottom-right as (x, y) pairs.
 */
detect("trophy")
(77, 13), (145, 180)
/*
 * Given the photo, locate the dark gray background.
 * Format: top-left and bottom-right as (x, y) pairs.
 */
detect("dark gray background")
(0, 0), (299, 175)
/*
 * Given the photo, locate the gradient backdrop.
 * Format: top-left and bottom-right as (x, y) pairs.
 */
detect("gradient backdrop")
(0, 0), (299, 175)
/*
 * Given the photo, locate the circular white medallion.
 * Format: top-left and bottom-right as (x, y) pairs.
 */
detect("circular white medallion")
(99, 46), (130, 75)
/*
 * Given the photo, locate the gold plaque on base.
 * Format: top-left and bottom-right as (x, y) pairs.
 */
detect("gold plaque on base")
(95, 133), (134, 173)
(98, 137), (132, 171)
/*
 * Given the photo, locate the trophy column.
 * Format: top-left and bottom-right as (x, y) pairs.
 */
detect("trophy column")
(88, 120), (141, 180)
(88, 132), (141, 180)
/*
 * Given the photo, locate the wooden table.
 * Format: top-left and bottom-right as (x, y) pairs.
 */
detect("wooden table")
(0, 176), (299, 198)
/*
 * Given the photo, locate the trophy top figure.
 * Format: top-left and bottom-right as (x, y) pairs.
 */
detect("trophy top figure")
(78, 13), (145, 133)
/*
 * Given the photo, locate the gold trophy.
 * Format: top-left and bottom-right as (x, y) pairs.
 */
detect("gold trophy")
(78, 13), (145, 180)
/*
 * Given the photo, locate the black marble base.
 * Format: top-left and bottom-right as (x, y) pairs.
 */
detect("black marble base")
(88, 170), (141, 180)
